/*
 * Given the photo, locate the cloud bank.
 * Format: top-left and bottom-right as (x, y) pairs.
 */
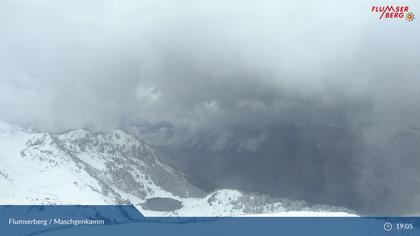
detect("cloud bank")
(1, 0), (419, 214)
(1, 0), (419, 131)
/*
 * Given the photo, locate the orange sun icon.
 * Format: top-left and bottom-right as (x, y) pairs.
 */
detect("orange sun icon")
(406, 12), (415, 21)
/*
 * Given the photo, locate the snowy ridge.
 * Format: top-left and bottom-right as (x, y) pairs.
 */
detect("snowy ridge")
(140, 189), (356, 217)
(0, 123), (202, 206)
(0, 121), (357, 216)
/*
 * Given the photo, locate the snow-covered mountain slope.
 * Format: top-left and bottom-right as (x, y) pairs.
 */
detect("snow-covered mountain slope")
(0, 121), (356, 216)
(0, 120), (202, 205)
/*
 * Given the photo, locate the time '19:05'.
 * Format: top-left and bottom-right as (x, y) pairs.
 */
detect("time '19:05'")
(396, 223), (413, 230)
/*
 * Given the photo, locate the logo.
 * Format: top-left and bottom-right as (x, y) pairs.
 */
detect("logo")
(371, 5), (415, 21)
(406, 12), (415, 21)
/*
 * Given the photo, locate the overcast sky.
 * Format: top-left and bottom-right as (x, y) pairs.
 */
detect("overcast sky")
(1, 0), (420, 215)
(0, 0), (419, 132)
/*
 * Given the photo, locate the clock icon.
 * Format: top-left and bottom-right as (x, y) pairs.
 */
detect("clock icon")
(384, 222), (393, 232)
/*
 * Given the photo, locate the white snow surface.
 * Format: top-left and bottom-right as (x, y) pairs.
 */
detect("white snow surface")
(0, 121), (357, 217)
